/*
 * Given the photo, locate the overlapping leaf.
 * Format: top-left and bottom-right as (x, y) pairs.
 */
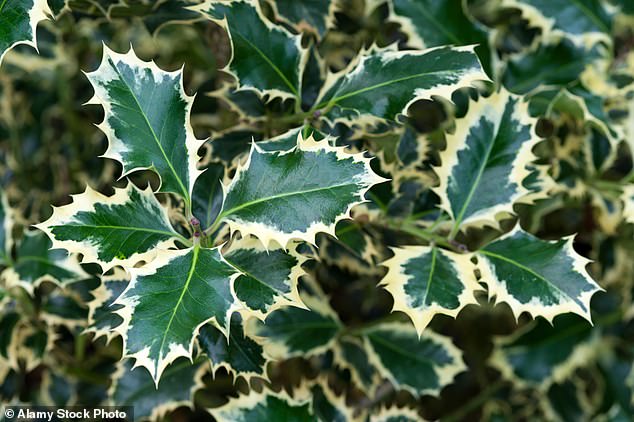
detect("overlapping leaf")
(316, 45), (488, 123)
(223, 237), (306, 318)
(85, 45), (205, 203)
(0, 0), (50, 65)
(477, 226), (602, 322)
(192, 162), (225, 231)
(380, 245), (480, 334)
(364, 323), (466, 396)
(434, 89), (540, 234)
(268, 0), (337, 39)
(218, 134), (386, 247)
(3, 231), (88, 295)
(0, 190), (13, 265)
(36, 184), (184, 271)
(109, 358), (206, 420)
(209, 390), (313, 421)
(196, 0), (307, 100)
(86, 268), (129, 342)
(114, 246), (240, 383)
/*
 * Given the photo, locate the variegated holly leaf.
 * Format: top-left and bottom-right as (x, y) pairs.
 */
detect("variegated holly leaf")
(389, 0), (492, 74)
(219, 134), (386, 247)
(192, 162), (225, 230)
(370, 407), (422, 422)
(251, 291), (341, 359)
(208, 390), (313, 421)
(0, 190), (13, 265)
(223, 237), (306, 318)
(3, 231), (88, 295)
(41, 291), (88, 328)
(110, 358), (206, 420)
(208, 126), (263, 164)
(35, 184), (184, 272)
(364, 323), (465, 396)
(114, 246), (240, 383)
(315, 45), (488, 124)
(477, 226), (602, 322)
(294, 378), (363, 422)
(0, 0), (50, 65)
(196, 0), (307, 100)
(0, 312), (20, 364)
(380, 246), (480, 335)
(86, 268), (129, 342)
(434, 90), (540, 234)
(85, 45), (205, 203)
(268, 0), (337, 38)
(490, 314), (598, 388)
(503, 40), (604, 94)
(198, 312), (267, 381)
(502, 0), (613, 46)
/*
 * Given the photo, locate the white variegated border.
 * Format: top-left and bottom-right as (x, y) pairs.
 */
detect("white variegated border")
(84, 267), (130, 343)
(207, 388), (312, 421)
(0, 0), (52, 66)
(267, 0), (339, 39)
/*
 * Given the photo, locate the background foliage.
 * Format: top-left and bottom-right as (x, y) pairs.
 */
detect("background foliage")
(1, 0), (634, 421)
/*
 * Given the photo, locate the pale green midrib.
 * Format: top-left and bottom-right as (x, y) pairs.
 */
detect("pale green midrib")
(450, 124), (497, 236)
(321, 67), (473, 108)
(421, 247), (437, 307)
(56, 223), (186, 243)
(222, 181), (360, 219)
(369, 334), (443, 368)
(157, 246), (199, 369)
(107, 59), (191, 203)
(567, 0), (610, 33)
(233, 31), (299, 97)
(479, 249), (580, 304)
(397, 2), (462, 45)
(0, 0), (10, 14)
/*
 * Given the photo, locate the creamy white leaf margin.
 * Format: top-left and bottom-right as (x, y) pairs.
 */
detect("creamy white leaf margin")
(0, 0), (51, 66)
(220, 133), (388, 249)
(84, 44), (205, 200)
(112, 246), (242, 385)
(267, 0), (339, 39)
(84, 267), (129, 343)
(433, 89), (541, 231)
(34, 183), (182, 272)
(380, 246), (481, 335)
(622, 185), (634, 225)
(208, 389), (312, 421)
(370, 406), (423, 422)
(477, 225), (601, 323)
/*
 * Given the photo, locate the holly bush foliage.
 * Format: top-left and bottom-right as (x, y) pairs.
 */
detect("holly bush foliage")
(1, 0), (634, 420)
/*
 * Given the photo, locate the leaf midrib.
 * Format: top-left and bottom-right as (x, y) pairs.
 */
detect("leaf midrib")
(421, 247), (437, 307)
(369, 334), (441, 368)
(157, 246), (199, 370)
(107, 58), (190, 203)
(0, 0), (10, 14)
(54, 223), (186, 243)
(566, 0), (609, 33)
(223, 181), (359, 219)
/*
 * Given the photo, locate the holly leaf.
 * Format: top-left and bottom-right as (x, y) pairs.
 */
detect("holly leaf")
(380, 245), (480, 335)
(85, 45), (205, 204)
(208, 390), (313, 421)
(251, 292), (341, 359)
(389, 0), (492, 74)
(86, 268), (129, 342)
(36, 184), (185, 272)
(191, 162), (225, 230)
(502, 0), (612, 46)
(364, 322), (466, 396)
(114, 246), (240, 383)
(434, 90), (540, 234)
(315, 45), (488, 124)
(333, 337), (381, 394)
(110, 358), (206, 420)
(198, 312), (268, 381)
(223, 236), (306, 319)
(267, 0), (337, 39)
(257, 125), (326, 153)
(370, 407), (422, 422)
(196, 0), (307, 100)
(219, 134), (386, 247)
(477, 226), (602, 322)
(0, 0), (50, 65)
(490, 314), (598, 388)
(3, 231), (88, 295)
(296, 378), (363, 422)
(623, 186), (634, 225)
